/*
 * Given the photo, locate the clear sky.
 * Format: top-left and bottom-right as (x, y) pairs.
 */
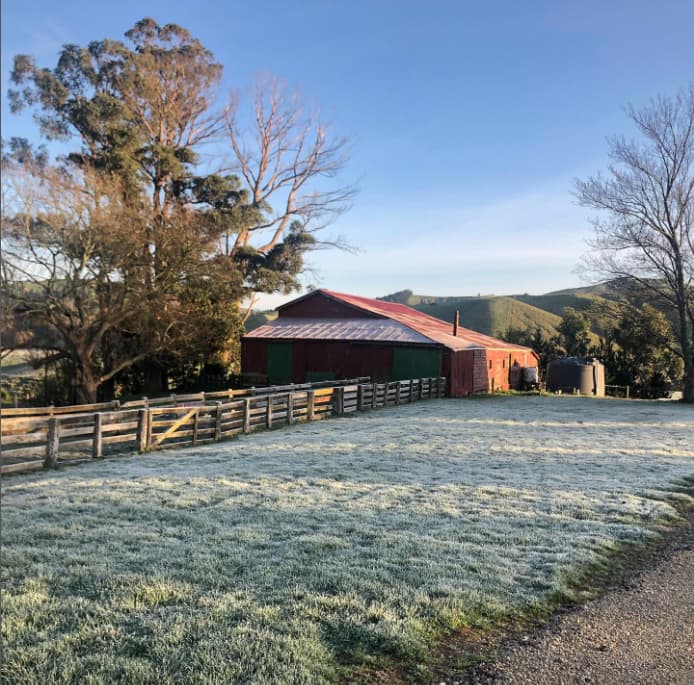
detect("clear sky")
(3, 1), (694, 308)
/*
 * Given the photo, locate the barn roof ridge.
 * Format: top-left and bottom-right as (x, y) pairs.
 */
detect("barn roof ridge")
(318, 289), (530, 352)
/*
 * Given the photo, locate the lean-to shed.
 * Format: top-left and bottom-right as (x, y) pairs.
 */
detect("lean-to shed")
(241, 289), (539, 396)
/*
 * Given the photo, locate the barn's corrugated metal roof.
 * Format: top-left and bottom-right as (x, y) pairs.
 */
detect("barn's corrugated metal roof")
(243, 318), (434, 344)
(248, 289), (536, 355)
(318, 290), (528, 352)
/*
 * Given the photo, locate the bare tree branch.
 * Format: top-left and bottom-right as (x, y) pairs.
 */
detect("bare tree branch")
(576, 83), (694, 400)
(223, 76), (357, 256)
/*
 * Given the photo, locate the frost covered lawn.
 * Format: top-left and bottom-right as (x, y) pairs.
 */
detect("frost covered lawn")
(2, 396), (694, 683)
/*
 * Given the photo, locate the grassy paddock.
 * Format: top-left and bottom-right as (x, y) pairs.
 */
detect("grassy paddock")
(2, 396), (693, 683)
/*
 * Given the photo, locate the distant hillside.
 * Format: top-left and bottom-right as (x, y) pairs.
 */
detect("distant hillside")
(379, 282), (642, 340)
(245, 291), (561, 339)
(409, 296), (562, 339)
(246, 280), (667, 342)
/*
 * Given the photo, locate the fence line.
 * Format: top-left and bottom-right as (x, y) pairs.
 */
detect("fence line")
(605, 384), (631, 398)
(1, 377), (446, 475)
(0, 377), (372, 418)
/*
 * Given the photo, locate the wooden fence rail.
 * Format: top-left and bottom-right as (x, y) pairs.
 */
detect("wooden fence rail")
(1, 377), (446, 476)
(0, 377), (372, 417)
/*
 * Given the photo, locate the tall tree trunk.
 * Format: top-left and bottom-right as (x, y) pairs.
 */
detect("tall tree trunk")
(143, 362), (167, 396)
(100, 377), (116, 402)
(99, 329), (116, 401)
(75, 363), (99, 404)
(683, 348), (694, 402)
(674, 255), (694, 402)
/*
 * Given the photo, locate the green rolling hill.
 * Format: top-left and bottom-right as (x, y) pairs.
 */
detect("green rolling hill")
(378, 283), (636, 340)
(246, 281), (661, 343)
(401, 295), (562, 339)
(245, 293), (563, 339)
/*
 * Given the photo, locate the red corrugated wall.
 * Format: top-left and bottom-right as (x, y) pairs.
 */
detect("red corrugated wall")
(445, 349), (539, 396)
(244, 338), (538, 394)
(446, 350), (473, 396)
(241, 339), (268, 376)
(482, 349), (539, 393)
(293, 341), (394, 381)
(243, 339), (410, 383)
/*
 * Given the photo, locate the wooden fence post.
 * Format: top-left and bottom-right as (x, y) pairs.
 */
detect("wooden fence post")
(372, 383), (378, 409)
(287, 392), (295, 425)
(44, 418), (60, 468)
(137, 409), (148, 452)
(192, 410), (199, 445)
(357, 384), (364, 411)
(92, 413), (103, 459)
(243, 398), (251, 434)
(214, 402), (223, 440)
(307, 390), (315, 421)
(409, 381), (415, 403)
(396, 381), (402, 405)
(146, 409), (153, 448)
(266, 396), (273, 428)
(335, 386), (344, 415)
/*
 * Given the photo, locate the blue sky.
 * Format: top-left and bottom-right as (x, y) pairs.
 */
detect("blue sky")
(3, 1), (694, 307)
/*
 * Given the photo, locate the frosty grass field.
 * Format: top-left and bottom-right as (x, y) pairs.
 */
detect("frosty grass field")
(2, 395), (694, 683)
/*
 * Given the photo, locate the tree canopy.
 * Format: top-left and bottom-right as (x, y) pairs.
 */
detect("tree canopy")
(2, 18), (354, 402)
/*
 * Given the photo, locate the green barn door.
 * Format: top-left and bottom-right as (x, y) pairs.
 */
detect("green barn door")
(391, 348), (441, 381)
(267, 343), (293, 384)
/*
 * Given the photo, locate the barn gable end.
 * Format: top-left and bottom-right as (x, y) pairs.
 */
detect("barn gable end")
(278, 291), (384, 319)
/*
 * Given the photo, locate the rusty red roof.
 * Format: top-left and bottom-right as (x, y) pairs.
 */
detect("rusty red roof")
(319, 290), (532, 351)
(243, 317), (433, 344)
(260, 289), (530, 350)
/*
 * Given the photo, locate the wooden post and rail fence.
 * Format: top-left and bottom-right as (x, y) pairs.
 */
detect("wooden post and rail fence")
(1, 377), (447, 476)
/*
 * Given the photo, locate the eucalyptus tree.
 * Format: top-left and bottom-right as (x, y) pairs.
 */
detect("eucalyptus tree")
(8, 19), (234, 392)
(8, 18), (354, 396)
(10, 19), (225, 274)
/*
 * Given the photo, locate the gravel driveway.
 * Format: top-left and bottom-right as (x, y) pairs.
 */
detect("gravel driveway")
(467, 514), (694, 684)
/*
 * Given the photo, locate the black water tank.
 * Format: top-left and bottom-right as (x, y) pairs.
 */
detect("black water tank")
(546, 357), (605, 396)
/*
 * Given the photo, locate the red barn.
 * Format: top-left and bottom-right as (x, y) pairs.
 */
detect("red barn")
(241, 289), (539, 396)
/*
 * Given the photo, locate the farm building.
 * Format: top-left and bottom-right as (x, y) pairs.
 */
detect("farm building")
(242, 289), (539, 397)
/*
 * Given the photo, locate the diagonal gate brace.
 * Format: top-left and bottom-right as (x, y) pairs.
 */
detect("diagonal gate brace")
(152, 409), (198, 446)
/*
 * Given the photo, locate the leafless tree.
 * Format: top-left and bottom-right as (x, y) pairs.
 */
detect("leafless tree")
(575, 84), (694, 401)
(224, 77), (356, 257)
